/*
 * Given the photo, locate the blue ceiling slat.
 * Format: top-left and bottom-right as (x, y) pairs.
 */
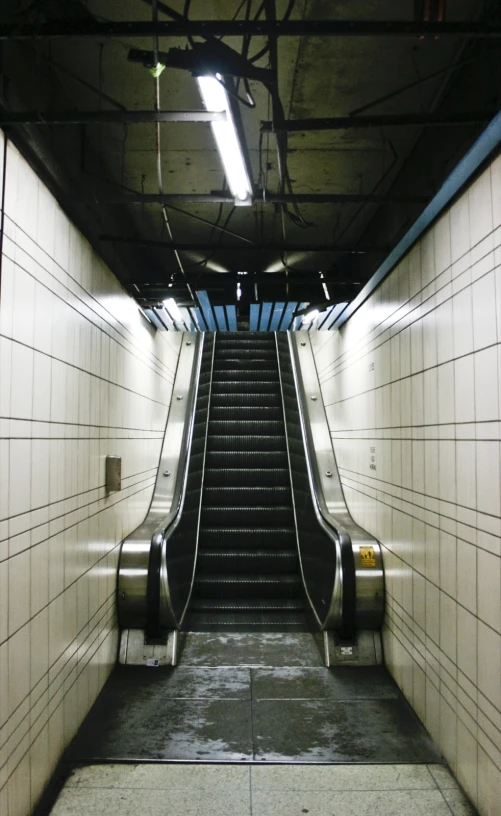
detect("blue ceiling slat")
(292, 302), (309, 331)
(214, 305), (228, 331)
(316, 305), (334, 331)
(333, 112), (501, 329)
(279, 301), (298, 331)
(269, 302), (286, 331)
(192, 307), (207, 331)
(179, 307), (195, 331)
(143, 308), (163, 330)
(195, 290), (217, 331)
(225, 305), (238, 331)
(259, 302), (273, 331)
(249, 304), (260, 331)
(324, 301), (349, 330)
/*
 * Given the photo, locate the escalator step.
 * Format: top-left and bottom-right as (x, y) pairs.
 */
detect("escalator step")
(201, 507), (294, 527)
(185, 612), (308, 631)
(205, 450), (288, 468)
(210, 406), (283, 420)
(203, 486), (291, 507)
(197, 550), (299, 574)
(212, 359), (277, 370)
(212, 380), (280, 394)
(210, 393), (282, 407)
(198, 528), (296, 549)
(206, 435), (286, 452)
(215, 349), (277, 360)
(208, 420), (284, 436)
(211, 369), (278, 382)
(189, 598), (305, 612)
(204, 468), (290, 487)
(194, 574), (302, 599)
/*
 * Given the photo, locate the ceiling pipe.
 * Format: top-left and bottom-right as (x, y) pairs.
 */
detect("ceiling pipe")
(261, 111), (496, 132)
(99, 235), (389, 253)
(0, 110), (226, 125)
(1, 20), (501, 39)
(85, 191), (430, 204)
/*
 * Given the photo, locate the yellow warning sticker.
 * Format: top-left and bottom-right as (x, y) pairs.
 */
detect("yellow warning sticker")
(360, 546), (376, 568)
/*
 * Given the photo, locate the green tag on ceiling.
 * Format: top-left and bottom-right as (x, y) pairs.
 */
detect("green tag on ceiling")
(149, 63), (165, 78)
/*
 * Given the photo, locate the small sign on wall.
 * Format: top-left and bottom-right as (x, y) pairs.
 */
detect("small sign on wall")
(106, 455), (122, 492)
(369, 446), (376, 472)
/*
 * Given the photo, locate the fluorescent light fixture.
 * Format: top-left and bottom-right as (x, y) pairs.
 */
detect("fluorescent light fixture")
(163, 297), (183, 322)
(197, 75), (252, 204)
(303, 309), (320, 324)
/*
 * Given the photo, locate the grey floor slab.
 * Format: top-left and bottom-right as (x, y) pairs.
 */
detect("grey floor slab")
(51, 763), (478, 816)
(67, 763), (250, 790)
(250, 763), (438, 790)
(250, 788), (453, 816)
(51, 785), (251, 816)
(69, 698), (253, 761)
(251, 666), (399, 700)
(252, 699), (443, 762)
(178, 632), (325, 667)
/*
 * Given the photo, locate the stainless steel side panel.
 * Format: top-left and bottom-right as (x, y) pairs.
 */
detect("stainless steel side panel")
(118, 332), (203, 629)
(288, 333), (384, 630)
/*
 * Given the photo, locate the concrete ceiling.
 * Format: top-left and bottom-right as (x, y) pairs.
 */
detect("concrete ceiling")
(1, 0), (500, 326)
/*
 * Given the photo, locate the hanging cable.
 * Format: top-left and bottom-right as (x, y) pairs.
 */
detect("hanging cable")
(152, 0), (194, 301)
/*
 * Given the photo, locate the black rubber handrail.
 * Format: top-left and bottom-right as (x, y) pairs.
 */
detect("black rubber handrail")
(339, 531), (356, 639)
(146, 532), (164, 640)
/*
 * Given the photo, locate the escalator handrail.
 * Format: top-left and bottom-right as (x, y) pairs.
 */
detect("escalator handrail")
(145, 333), (207, 636)
(118, 333), (205, 634)
(286, 333), (356, 635)
(170, 330), (217, 629)
(286, 332), (384, 633)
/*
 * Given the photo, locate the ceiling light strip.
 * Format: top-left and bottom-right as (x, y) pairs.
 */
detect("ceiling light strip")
(197, 76), (252, 204)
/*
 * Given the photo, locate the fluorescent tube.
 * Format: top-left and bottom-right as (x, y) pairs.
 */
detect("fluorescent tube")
(197, 75), (252, 204)
(163, 297), (183, 322)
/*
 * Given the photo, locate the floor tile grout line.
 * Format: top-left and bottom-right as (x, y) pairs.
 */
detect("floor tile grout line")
(250, 667), (256, 763)
(248, 762), (253, 816)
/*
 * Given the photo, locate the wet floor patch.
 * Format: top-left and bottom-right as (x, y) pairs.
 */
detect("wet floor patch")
(67, 635), (441, 764)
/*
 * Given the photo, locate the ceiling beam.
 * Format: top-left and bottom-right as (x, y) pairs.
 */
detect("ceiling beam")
(1, 20), (501, 39)
(261, 111), (496, 132)
(99, 234), (388, 253)
(0, 110), (225, 125)
(88, 191), (430, 204)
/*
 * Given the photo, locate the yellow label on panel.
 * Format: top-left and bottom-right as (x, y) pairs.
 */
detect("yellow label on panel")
(360, 546), (376, 568)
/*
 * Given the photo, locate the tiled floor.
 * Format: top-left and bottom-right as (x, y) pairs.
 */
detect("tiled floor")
(50, 763), (478, 816)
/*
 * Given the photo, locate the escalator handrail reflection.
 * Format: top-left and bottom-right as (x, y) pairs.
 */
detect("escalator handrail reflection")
(145, 333), (206, 637)
(286, 333), (356, 636)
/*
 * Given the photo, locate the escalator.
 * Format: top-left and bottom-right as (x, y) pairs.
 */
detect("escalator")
(67, 331), (441, 767)
(187, 332), (307, 631)
(118, 329), (384, 654)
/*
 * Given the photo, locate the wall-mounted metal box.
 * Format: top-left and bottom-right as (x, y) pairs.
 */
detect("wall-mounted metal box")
(106, 455), (122, 492)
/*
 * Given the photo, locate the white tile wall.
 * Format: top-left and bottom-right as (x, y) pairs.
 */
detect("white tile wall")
(311, 154), (501, 816)
(0, 135), (182, 816)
